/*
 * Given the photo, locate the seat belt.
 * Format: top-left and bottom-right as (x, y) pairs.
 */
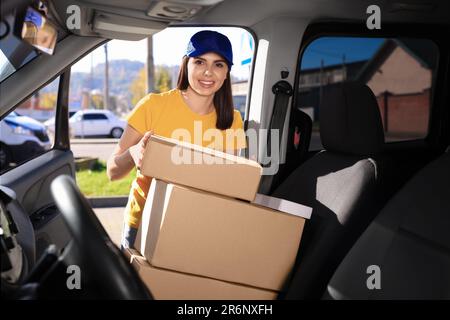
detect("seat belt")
(258, 74), (293, 195)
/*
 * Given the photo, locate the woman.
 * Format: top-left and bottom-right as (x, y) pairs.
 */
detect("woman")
(106, 30), (246, 249)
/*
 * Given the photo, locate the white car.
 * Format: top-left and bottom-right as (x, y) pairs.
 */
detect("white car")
(43, 110), (77, 136)
(69, 109), (126, 138)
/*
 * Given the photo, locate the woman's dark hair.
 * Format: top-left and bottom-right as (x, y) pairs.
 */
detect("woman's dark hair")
(177, 56), (234, 130)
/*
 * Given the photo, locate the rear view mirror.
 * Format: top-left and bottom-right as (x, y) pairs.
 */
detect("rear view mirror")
(21, 6), (57, 55)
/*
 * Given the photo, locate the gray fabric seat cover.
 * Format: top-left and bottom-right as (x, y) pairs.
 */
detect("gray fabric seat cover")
(273, 81), (386, 299)
(326, 151), (450, 299)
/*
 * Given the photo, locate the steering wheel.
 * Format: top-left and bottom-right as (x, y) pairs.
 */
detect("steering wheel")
(50, 175), (152, 299)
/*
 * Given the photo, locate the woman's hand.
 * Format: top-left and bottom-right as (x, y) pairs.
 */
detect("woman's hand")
(107, 125), (152, 181)
(130, 131), (153, 169)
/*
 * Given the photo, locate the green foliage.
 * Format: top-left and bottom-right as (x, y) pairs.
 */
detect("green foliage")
(91, 93), (104, 109)
(129, 68), (147, 106)
(76, 160), (136, 196)
(129, 65), (173, 106)
(155, 66), (172, 93)
(40, 92), (57, 109)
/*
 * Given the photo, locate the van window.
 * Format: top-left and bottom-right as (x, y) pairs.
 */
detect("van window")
(68, 27), (254, 197)
(297, 37), (439, 149)
(0, 77), (59, 173)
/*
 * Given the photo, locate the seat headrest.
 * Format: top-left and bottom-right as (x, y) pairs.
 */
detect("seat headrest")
(320, 81), (385, 155)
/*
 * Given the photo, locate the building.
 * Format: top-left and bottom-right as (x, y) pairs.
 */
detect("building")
(358, 39), (434, 136)
(231, 80), (249, 119)
(297, 39), (436, 138)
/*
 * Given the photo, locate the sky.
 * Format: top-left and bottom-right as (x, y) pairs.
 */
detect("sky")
(301, 37), (385, 70)
(71, 27), (254, 80)
(71, 29), (385, 79)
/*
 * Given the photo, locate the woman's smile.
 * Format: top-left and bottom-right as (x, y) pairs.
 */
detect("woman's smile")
(198, 80), (215, 88)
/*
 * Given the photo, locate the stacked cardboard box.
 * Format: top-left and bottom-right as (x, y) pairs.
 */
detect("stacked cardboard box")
(137, 135), (262, 201)
(129, 135), (312, 299)
(125, 248), (277, 300)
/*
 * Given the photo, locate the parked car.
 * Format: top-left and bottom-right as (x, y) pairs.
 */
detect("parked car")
(0, 111), (51, 170)
(69, 109), (126, 138)
(43, 110), (77, 136)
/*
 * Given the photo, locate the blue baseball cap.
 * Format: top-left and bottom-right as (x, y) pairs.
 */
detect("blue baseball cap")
(186, 30), (234, 68)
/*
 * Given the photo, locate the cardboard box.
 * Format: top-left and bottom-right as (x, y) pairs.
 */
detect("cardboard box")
(133, 135), (262, 202)
(125, 248), (277, 300)
(135, 179), (312, 291)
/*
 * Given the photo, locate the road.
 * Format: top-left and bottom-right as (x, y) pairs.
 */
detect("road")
(70, 138), (118, 162)
(60, 139), (124, 247)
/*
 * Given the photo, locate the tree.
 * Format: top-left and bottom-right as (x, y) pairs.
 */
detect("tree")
(155, 66), (171, 93)
(91, 93), (103, 109)
(129, 67), (147, 106)
(103, 43), (109, 109)
(40, 92), (57, 109)
(129, 65), (172, 106)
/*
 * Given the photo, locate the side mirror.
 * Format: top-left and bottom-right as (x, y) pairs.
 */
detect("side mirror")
(20, 6), (57, 55)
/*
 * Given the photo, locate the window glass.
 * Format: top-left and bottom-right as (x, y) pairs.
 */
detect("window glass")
(298, 37), (438, 149)
(66, 26), (254, 245)
(68, 26), (254, 198)
(83, 114), (107, 120)
(0, 77), (59, 173)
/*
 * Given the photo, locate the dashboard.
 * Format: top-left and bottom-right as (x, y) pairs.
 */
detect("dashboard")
(0, 186), (35, 288)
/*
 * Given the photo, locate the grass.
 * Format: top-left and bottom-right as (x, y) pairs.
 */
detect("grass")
(76, 160), (136, 196)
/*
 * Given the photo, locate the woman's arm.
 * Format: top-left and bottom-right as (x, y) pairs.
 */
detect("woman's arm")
(106, 125), (151, 181)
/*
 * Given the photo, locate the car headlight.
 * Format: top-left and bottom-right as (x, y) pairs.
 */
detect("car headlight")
(12, 125), (33, 136)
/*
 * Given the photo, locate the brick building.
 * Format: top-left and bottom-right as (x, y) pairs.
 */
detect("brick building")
(359, 39), (435, 137)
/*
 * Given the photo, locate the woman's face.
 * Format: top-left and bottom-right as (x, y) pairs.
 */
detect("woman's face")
(187, 52), (229, 97)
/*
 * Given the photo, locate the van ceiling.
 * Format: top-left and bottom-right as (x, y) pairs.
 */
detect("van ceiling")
(189, 0), (450, 26)
(51, 0), (449, 40)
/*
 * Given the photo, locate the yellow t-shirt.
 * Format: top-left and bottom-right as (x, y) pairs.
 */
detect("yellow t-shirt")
(124, 88), (246, 228)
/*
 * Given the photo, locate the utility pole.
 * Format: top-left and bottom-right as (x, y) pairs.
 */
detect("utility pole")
(342, 54), (347, 81)
(147, 36), (155, 93)
(85, 52), (94, 110)
(319, 58), (324, 110)
(103, 43), (109, 110)
(90, 52), (94, 97)
(383, 91), (389, 132)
